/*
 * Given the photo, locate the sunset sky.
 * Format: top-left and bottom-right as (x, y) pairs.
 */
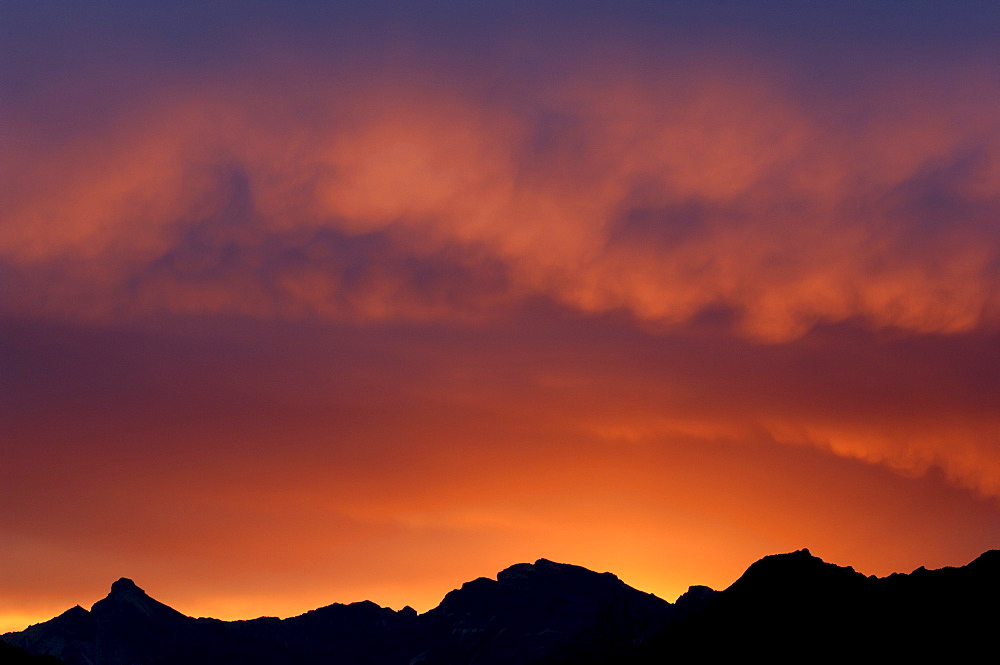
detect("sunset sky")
(2, 1), (1000, 632)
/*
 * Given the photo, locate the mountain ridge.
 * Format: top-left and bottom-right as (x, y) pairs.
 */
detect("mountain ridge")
(5, 549), (998, 665)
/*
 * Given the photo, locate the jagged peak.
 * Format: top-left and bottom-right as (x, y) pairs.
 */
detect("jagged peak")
(497, 558), (619, 584)
(29, 604), (93, 630)
(531, 558), (614, 574)
(726, 548), (863, 594)
(901, 550), (1000, 578)
(290, 598), (409, 623)
(59, 605), (89, 617)
(101, 578), (154, 606)
(91, 578), (189, 623)
(110, 578), (143, 595)
(458, 576), (496, 591)
(757, 548), (826, 565)
(673, 584), (719, 616)
(676, 584), (717, 601)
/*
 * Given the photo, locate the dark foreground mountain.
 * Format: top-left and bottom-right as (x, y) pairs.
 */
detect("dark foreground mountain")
(3, 559), (687, 665)
(4, 550), (998, 665)
(0, 640), (64, 665)
(635, 548), (1000, 662)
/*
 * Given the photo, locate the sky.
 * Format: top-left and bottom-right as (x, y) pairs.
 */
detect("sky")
(2, 0), (1000, 631)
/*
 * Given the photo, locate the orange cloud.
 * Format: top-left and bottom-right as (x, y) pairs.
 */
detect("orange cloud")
(2, 55), (998, 336)
(3, 125), (999, 485)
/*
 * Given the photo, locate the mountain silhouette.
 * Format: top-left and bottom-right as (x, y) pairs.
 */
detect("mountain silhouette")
(636, 548), (1000, 662)
(4, 551), (998, 665)
(409, 558), (679, 664)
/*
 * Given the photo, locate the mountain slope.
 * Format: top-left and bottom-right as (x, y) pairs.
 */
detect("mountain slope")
(636, 548), (1000, 662)
(6, 550), (998, 665)
(411, 558), (678, 664)
(4, 560), (682, 665)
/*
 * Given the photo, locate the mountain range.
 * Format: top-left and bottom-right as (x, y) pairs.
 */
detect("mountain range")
(4, 549), (998, 664)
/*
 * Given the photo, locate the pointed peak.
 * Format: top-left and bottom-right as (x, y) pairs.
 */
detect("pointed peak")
(92, 579), (189, 623)
(760, 548), (822, 564)
(105, 578), (152, 604)
(727, 548), (863, 594)
(496, 559), (622, 587)
(678, 584), (717, 598)
(452, 576), (496, 596)
(110, 578), (143, 594)
(674, 584), (720, 615)
(50, 604), (91, 624)
(498, 559), (570, 581)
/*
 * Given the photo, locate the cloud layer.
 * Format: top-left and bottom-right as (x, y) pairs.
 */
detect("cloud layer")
(3, 48), (999, 339)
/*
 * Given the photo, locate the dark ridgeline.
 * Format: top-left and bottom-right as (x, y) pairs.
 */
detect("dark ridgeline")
(413, 559), (682, 665)
(637, 548), (1000, 662)
(2, 559), (690, 665)
(3, 550), (998, 665)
